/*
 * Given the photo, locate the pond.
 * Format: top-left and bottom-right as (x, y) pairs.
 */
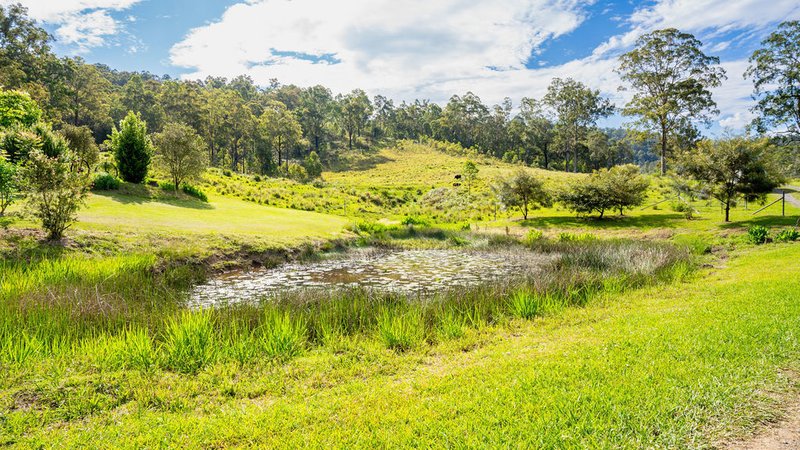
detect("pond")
(189, 248), (555, 308)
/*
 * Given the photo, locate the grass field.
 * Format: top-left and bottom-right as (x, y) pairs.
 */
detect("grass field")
(2, 239), (798, 447)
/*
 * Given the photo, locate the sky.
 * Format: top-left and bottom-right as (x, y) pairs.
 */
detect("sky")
(5, 0), (800, 131)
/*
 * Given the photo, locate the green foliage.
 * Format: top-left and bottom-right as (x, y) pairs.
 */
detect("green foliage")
(401, 216), (430, 226)
(0, 126), (39, 163)
(679, 137), (783, 222)
(111, 112), (153, 184)
(775, 229), (800, 242)
(181, 184), (207, 202)
(747, 225), (769, 245)
(0, 155), (16, 214)
(617, 28), (726, 174)
(92, 173), (121, 191)
(153, 122), (207, 191)
(0, 89), (42, 128)
(558, 232), (596, 242)
(17, 148), (91, 240)
(286, 162), (308, 182)
(746, 20), (800, 134)
(303, 151), (323, 179)
(462, 160), (479, 195)
(163, 311), (215, 374)
(60, 124), (99, 172)
(494, 169), (552, 219)
(559, 165), (649, 218)
(524, 229), (545, 245)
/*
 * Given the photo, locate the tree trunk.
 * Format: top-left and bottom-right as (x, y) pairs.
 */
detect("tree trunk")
(660, 122), (668, 176)
(725, 199), (731, 222)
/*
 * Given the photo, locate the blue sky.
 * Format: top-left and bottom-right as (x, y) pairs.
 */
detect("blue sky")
(5, 0), (800, 130)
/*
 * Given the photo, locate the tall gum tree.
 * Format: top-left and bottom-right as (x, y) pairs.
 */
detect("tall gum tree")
(617, 28), (726, 175)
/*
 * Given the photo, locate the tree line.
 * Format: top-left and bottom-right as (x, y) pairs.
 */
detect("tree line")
(3, 3), (797, 177)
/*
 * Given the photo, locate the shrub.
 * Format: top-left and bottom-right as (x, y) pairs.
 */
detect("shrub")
(159, 181), (176, 192)
(0, 156), (16, 214)
(747, 225), (769, 245)
(260, 310), (306, 361)
(775, 229), (800, 242)
(92, 173), (121, 191)
(559, 232), (596, 242)
(401, 216), (429, 226)
(303, 151), (323, 179)
(111, 112), (153, 184)
(163, 311), (215, 374)
(222, 169), (232, 177)
(525, 229), (545, 245)
(181, 184), (208, 202)
(18, 148), (91, 240)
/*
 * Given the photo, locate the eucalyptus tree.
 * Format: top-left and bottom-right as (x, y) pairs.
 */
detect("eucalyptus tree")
(59, 58), (113, 130)
(516, 98), (555, 169)
(617, 28), (726, 175)
(335, 89), (372, 150)
(153, 123), (208, 192)
(259, 100), (303, 170)
(746, 21), (800, 137)
(542, 78), (613, 173)
(297, 85), (333, 152)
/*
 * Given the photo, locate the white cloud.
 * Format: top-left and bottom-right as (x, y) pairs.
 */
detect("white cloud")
(1, 0), (142, 51)
(170, 0), (594, 103)
(594, 0), (800, 56)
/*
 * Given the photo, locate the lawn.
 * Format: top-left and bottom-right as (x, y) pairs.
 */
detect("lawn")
(3, 241), (799, 448)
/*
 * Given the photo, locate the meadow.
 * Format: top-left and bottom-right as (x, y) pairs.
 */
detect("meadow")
(1, 142), (799, 448)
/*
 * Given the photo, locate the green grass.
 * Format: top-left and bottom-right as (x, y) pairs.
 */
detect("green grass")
(1, 241), (798, 447)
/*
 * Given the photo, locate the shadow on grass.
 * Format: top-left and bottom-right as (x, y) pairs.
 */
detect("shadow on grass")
(329, 151), (394, 173)
(718, 214), (800, 229)
(520, 213), (692, 229)
(94, 191), (214, 210)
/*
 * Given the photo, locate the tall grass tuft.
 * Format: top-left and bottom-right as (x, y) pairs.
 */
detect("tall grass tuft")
(260, 310), (306, 361)
(510, 290), (543, 319)
(163, 311), (215, 374)
(377, 307), (424, 351)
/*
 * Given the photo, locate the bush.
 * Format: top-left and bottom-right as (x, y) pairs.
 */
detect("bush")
(401, 216), (429, 226)
(559, 232), (596, 242)
(163, 311), (215, 374)
(222, 169), (232, 177)
(158, 181), (176, 192)
(92, 173), (121, 191)
(525, 229), (545, 245)
(775, 229), (800, 242)
(747, 225), (769, 245)
(111, 112), (153, 184)
(181, 184), (208, 202)
(0, 156), (16, 214)
(18, 148), (91, 240)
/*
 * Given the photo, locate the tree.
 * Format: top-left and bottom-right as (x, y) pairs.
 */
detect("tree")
(118, 74), (165, 132)
(559, 165), (649, 219)
(60, 124), (99, 172)
(303, 151), (323, 179)
(298, 85), (333, 152)
(153, 123), (208, 193)
(260, 101), (302, 170)
(0, 4), (54, 105)
(336, 89), (372, 150)
(542, 78), (613, 173)
(463, 160), (478, 196)
(678, 137), (783, 222)
(0, 154), (15, 215)
(746, 21), (800, 136)
(603, 164), (650, 215)
(111, 112), (153, 184)
(17, 148), (90, 240)
(516, 98), (555, 168)
(494, 170), (552, 220)
(0, 89), (42, 128)
(617, 28), (726, 175)
(59, 58), (113, 130)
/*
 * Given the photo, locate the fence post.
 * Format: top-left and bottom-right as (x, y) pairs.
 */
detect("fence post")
(783, 190), (786, 217)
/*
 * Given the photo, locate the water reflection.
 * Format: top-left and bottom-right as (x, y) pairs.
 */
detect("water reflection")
(190, 248), (553, 307)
